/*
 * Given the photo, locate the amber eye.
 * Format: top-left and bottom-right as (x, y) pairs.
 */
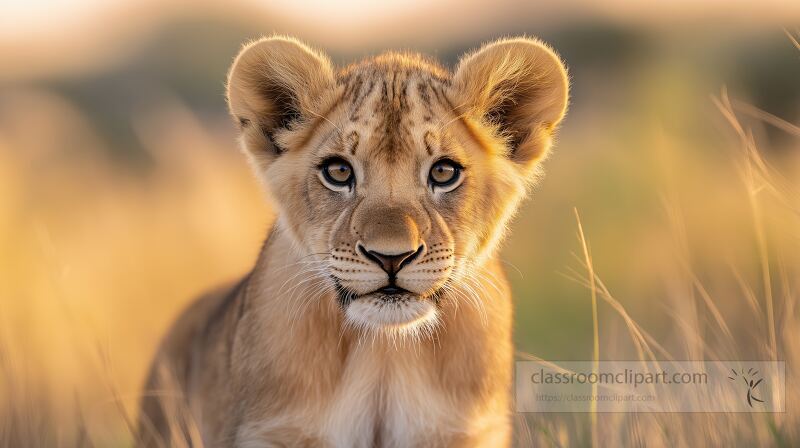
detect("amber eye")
(429, 159), (462, 189)
(321, 158), (354, 188)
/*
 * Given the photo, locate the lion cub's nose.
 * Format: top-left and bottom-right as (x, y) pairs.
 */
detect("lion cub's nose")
(359, 245), (423, 278)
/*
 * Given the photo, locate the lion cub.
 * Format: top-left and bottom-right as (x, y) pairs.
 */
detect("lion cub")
(138, 35), (568, 447)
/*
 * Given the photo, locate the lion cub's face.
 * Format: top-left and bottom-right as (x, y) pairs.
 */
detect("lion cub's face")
(227, 37), (568, 334)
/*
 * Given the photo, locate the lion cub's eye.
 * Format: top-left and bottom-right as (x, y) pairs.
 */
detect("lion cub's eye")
(320, 157), (354, 190)
(429, 159), (462, 191)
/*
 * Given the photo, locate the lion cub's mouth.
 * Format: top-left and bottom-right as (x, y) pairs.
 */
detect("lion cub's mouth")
(337, 284), (440, 333)
(376, 285), (408, 295)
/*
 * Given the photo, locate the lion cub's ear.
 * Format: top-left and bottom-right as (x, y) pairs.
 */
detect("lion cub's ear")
(451, 37), (569, 170)
(226, 36), (335, 154)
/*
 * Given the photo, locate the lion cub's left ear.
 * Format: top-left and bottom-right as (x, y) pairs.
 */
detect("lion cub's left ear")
(451, 37), (569, 170)
(226, 36), (335, 156)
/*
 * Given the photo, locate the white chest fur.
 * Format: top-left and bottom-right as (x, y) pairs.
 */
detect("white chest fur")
(236, 342), (468, 448)
(320, 343), (461, 448)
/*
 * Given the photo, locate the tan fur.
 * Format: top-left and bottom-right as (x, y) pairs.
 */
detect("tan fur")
(138, 35), (569, 447)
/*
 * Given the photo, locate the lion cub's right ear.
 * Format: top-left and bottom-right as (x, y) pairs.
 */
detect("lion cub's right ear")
(226, 36), (335, 154)
(450, 38), (569, 173)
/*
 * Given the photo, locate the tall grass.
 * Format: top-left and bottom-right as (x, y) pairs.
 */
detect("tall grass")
(516, 88), (800, 447)
(0, 92), (268, 446)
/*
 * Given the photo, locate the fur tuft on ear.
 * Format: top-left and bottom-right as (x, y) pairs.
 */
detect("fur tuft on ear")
(226, 36), (335, 154)
(451, 37), (569, 169)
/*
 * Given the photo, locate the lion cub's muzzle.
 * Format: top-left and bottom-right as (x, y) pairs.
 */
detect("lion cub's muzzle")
(328, 205), (454, 330)
(330, 240), (453, 299)
(331, 239), (453, 331)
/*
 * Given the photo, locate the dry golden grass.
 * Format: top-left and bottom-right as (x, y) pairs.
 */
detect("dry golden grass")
(514, 87), (800, 446)
(0, 92), (270, 446)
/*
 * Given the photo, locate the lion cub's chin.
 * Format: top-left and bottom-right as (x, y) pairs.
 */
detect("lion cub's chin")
(344, 293), (439, 336)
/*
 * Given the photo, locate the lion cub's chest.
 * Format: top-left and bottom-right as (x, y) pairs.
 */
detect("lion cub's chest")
(237, 344), (461, 448)
(319, 344), (458, 448)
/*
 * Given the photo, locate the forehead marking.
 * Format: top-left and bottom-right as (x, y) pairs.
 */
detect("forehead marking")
(339, 68), (452, 162)
(371, 71), (416, 162)
(417, 81), (434, 122)
(423, 130), (436, 156)
(342, 74), (362, 102)
(349, 78), (376, 122)
(397, 72), (410, 112)
(429, 79), (449, 110)
(346, 131), (360, 155)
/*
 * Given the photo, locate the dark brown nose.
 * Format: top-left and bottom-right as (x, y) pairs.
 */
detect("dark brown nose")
(359, 245), (423, 278)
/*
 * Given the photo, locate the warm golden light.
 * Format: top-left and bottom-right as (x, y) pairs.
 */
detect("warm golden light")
(1, 0), (798, 446)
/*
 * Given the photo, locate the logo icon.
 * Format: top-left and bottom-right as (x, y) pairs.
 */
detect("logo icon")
(728, 367), (764, 407)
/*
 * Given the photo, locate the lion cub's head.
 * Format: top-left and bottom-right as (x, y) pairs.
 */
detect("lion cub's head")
(227, 36), (568, 334)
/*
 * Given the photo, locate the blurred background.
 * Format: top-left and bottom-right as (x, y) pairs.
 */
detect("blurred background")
(1, 0), (799, 446)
